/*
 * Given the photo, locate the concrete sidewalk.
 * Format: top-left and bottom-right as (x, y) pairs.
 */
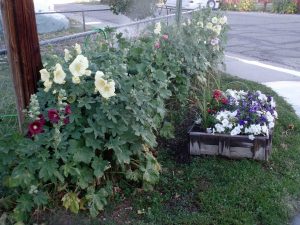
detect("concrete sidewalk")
(224, 52), (300, 117)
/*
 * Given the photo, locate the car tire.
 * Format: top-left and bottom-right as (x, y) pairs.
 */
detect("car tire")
(207, 0), (216, 9)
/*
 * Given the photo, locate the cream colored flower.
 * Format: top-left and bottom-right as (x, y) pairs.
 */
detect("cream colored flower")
(99, 80), (116, 99)
(72, 76), (81, 84)
(206, 22), (213, 30)
(44, 80), (53, 92)
(95, 71), (105, 79)
(64, 49), (72, 62)
(74, 43), (82, 55)
(95, 75), (107, 92)
(53, 64), (66, 84)
(69, 55), (89, 77)
(213, 25), (222, 35)
(219, 16), (227, 25)
(154, 22), (161, 35)
(211, 17), (218, 24)
(85, 70), (92, 76)
(40, 69), (50, 82)
(197, 21), (204, 28)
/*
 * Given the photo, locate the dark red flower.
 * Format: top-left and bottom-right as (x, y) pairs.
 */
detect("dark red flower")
(63, 117), (70, 125)
(28, 120), (43, 136)
(162, 34), (169, 40)
(65, 104), (72, 115)
(38, 114), (46, 126)
(154, 42), (160, 49)
(48, 109), (60, 124)
(213, 90), (222, 100)
(207, 109), (212, 113)
(221, 97), (228, 104)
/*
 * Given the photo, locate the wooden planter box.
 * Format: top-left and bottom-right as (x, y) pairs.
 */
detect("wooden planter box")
(188, 124), (273, 161)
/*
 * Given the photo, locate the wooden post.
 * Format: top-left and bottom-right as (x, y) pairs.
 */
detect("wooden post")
(0, 0), (42, 130)
(176, 0), (183, 26)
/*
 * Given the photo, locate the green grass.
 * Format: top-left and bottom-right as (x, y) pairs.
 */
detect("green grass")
(27, 75), (300, 225)
(0, 56), (18, 135)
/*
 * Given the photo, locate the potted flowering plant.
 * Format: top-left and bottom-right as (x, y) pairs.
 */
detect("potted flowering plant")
(189, 89), (278, 160)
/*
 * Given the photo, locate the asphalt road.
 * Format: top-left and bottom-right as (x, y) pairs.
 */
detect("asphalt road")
(226, 11), (300, 71)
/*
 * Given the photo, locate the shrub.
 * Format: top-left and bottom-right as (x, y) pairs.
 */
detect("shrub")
(238, 0), (256, 11)
(272, 0), (297, 13)
(0, 9), (228, 224)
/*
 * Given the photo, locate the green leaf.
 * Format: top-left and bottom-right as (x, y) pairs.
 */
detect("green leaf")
(92, 157), (111, 178)
(73, 148), (94, 164)
(62, 192), (80, 214)
(39, 160), (59, 181)
(86, 188), (110, 217)
(33, 192), (49, 207)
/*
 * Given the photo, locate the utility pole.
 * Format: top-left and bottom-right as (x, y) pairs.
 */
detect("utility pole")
(0, 0), (42, 130)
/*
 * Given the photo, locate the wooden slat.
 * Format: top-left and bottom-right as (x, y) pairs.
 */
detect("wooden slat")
(0, 0), (42, 130)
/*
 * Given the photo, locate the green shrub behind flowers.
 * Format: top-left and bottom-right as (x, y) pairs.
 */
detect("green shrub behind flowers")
(0, 9), (228, 223)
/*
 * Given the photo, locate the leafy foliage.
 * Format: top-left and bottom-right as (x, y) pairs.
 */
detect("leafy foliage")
(0, 9), (228, 224)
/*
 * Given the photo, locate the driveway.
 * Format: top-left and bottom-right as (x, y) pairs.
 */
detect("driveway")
(226, 11), (300, 70)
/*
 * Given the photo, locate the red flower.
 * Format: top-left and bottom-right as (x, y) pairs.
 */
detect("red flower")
(63, 117), (70, 125)
(162, 34), (169, 40)
(207, 109), (212, 113)
(38, 114), (46, 126)
(28, 120), (43, 136)
(221, 97), (228, 104)
(213, 90), (222, 100)
(154, 42), (160, 49)
(48, 109), (60, 124)
(65, 104), (72, 115)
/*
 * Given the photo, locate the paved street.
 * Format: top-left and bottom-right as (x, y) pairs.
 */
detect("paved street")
(226, 11), (300, 70)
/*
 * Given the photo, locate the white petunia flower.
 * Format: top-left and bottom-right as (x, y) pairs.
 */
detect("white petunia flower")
(69, 55), (89, 77)
(230, 125), (243, 136)
(64, 49), (72, 62)
(248, 135), (255, 140)
(53, 64), (66, 84)
(40, 68), (50, 82)
(72, 76), (81, 84)
(261, 124), (269, 136)
(215, 123), (225, 133)
(74, 43), (82, 55)
(268, 122), (275, 129)
(154, 22), (161, 35)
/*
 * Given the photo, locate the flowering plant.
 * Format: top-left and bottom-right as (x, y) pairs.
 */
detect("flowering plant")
(202, 89), (278, 140)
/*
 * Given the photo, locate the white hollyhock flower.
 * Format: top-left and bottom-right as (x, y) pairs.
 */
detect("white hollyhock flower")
(206, 22), (213, 30)
(211, 17), (218, 24)
(40, 69), (50, 82)
(95, 71), (107, 91)
(44, 80), (53, 92)
(197, 21), (204, 28)
(74, 43), (82, 55)
(99, 80), (116, 99)
(154, 22), (161, 35)
(53, 64), (66, 84)
(72, 76), (81, 84)
(85, 70), (92, 76)
(64, 49), (72, 62)
(69, 55), (89, 77)
(219, 16), (227, 25)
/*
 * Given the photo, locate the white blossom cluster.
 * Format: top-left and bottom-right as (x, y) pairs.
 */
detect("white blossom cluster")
(210, 90), (278, 140)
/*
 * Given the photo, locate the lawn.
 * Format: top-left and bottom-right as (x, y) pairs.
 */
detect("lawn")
(0, 55), (18, 135)
(24, 75), (300, 225)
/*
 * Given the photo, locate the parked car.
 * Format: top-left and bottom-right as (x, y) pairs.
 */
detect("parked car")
(166, 0), (220, 9)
